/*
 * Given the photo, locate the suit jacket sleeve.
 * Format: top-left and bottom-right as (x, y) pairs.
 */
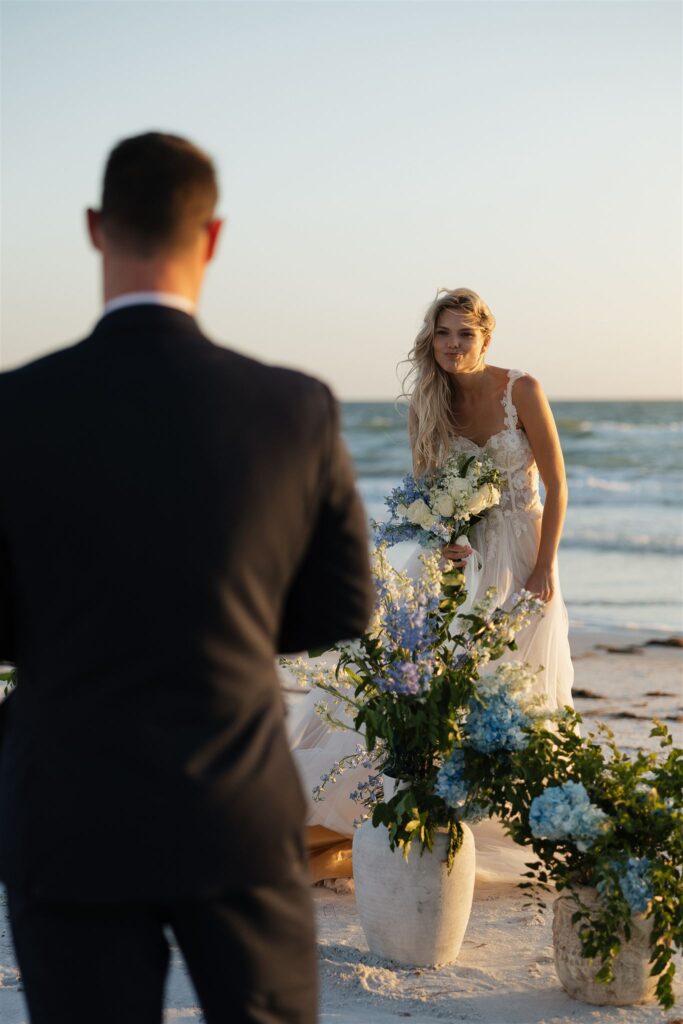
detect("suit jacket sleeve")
(277, 386), (374, 654)
(0, 525), (15, 666)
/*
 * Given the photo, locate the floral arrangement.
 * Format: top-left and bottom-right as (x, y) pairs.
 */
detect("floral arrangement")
(373, 451), (501, 549)
(444, 707), (683, 1008)
(282, 544), (543, 869)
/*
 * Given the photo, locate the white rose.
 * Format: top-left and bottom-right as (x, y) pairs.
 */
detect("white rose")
(420, 514), (438, 531)
(466, 483), (497, 515)
(396, 503), (409, 517)
(447, 477), (470, 499)
(406, 499), (432, 526)
(433, 492), (455, 517)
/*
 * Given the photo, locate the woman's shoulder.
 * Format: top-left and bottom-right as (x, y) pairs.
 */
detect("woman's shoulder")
(504, 372), (550, 426)
(485, 365), (539, 393)
(488, 367), (547, 418)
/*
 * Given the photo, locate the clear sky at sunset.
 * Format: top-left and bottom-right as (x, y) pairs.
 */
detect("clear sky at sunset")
(1, 0), (680, 399)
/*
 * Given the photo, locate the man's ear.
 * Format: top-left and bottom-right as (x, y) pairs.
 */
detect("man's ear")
(204, 218), (224, 263)
(86, 208), (103, 251)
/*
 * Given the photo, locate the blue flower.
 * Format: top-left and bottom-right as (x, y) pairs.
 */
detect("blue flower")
(435, 749), (485, 822)
(464, 662), (542, 753)
(436, 749), (469, 806)
(529, 781), (609, 851)
(466, 689), (533, 753)
(374, 576), (440, 654)
(618, 857), (653, 914)
(376, 659), (434, 696)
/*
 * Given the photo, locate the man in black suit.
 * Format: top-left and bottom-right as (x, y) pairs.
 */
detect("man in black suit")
(0, 132), (373, 1023)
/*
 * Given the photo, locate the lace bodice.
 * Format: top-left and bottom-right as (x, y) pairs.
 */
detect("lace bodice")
(450, 369), (542, 516)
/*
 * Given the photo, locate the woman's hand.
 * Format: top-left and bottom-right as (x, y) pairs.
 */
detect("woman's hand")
(524, 565), (555, 603)
(441, 542), (473, 568)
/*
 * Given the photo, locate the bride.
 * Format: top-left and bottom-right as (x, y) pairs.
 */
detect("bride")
(284, 287), (574, 884)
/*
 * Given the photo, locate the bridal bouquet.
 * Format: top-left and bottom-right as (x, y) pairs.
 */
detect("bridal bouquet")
(283, 544), (544, 868)
(449, 708), (683, 1008)
(373, 451), (502, 550)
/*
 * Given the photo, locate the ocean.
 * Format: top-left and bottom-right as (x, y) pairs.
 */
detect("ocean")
(340, 400), (683, 635)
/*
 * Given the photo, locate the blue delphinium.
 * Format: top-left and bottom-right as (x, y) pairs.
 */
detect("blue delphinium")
(373, 473), (441, 547)
(529, 781), (609, 851)
(376, 659), (434, 696)
(373, 553), (441, 655)
(383, 601), (431, 653)
(618, 857), (653, 914)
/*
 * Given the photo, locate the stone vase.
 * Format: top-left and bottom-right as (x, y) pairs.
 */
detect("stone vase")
(553, 887), (657, 1006)
(382, 773), (408, 801)
(352, 818), (475, 966)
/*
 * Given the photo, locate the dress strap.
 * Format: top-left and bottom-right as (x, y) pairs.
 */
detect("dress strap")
(502, 369), (526, 431)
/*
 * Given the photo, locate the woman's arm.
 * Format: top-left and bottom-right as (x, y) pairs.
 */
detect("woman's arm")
(513, 375), (568, 601)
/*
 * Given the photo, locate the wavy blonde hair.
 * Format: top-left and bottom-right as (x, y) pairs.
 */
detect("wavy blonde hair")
(401, 288), (496, 475)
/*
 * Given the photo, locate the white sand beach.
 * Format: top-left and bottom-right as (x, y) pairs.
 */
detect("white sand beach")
(0, 628), (681, 1023)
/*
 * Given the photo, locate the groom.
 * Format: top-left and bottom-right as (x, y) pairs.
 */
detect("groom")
(0, 132), (373, 1023)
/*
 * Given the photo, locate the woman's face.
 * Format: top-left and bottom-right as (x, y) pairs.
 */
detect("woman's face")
(432, 309), (489, 376)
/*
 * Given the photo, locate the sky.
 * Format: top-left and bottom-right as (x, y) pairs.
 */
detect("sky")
(1, 0), (681, 400)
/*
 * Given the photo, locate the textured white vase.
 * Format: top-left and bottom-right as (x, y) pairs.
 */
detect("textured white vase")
(352, 819), (475, 966)
(553, 887), (657, 1006)
(382, 774), (409, 801)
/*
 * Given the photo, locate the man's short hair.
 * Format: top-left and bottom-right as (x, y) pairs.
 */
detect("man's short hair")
(100, 132), (219, 256)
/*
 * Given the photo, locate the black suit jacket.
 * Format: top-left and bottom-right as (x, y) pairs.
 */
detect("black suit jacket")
(0, 305), (373, 901)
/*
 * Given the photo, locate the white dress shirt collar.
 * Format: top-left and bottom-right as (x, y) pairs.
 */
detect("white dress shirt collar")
(102, 291), (196, 318)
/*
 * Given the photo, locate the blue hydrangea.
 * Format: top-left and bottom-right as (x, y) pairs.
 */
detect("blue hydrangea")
(466, 689), (533, 753)
(618, 857), (653, 914)
(529, 781), (610, 851)
(436, 749), (469, 806)
(435, 750), (485, 822)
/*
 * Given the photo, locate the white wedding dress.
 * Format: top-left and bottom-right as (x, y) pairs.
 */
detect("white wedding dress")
(283, 369), (574, 886)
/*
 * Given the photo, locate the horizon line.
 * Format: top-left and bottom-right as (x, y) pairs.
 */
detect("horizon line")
(338, 395), (683, 404)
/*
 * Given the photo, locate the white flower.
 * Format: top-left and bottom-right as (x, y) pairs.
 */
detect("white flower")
(447, 477), (471, 499)
(454, 534), (469, 547)
(433, 492), (455, 517)
(466, 483), (500, 515)
(406, 499), (432, 526)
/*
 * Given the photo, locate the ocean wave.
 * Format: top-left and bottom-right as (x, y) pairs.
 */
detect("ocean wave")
(555, 418), (593, 435)
(568, 613), (683, 634)
(364, 416), (402, 430)
(569, 599), (678, 607)
(561, 534), (682, 556)
(564, 473), (682, 504)
(581, 475), (633, 493)
(560, 420), (682, 438)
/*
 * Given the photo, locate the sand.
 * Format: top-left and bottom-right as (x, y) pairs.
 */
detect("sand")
(0, 628), (681, 1023)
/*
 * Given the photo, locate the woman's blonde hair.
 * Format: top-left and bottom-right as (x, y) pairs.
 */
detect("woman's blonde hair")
(401, 288), (496, 476)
